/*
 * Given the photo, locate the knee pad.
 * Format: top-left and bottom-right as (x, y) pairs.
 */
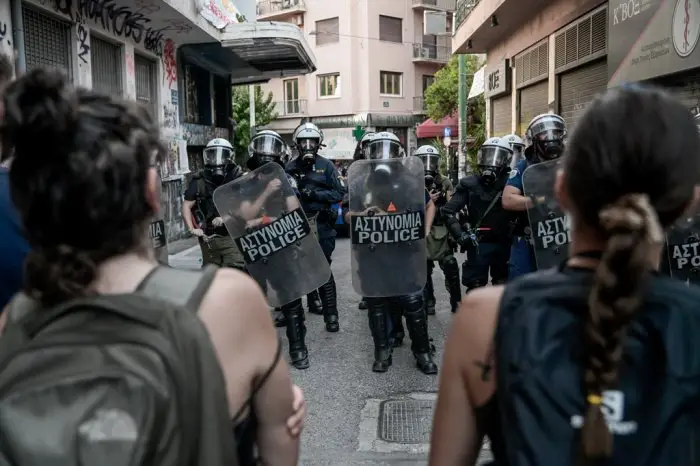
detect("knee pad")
(440, 256), (459, 271)
(400, 292), (423, 315)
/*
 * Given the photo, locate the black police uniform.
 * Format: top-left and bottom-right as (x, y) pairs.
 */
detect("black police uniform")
(352, 168), (437, 375)
(424, 174), (462, 314)
(442, 171), (512, 292)
(286, 155), (344, 332)
(184, 166), (246, 270)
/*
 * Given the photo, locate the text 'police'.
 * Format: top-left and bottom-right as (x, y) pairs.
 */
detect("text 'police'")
(535, 215), (571, 249)
(351, 212), (425, 245)
(236, 208), (311, 264)
(671, 242), (700, 271)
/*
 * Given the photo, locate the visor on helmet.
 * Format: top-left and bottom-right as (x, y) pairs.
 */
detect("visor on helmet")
(366, 140), (404, 160)
(250, 134), (286, 157)
(529, 118), (566, 141)
(204, 146), (233, 166)
(298, 138), (320, 152)
(419, 154), (440, 173)
(477, 146), (510, 168)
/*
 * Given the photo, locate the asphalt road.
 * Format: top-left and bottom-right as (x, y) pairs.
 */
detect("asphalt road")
(169, 237), (492, 465)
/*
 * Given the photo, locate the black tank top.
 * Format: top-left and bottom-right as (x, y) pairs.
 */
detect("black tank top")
(495, 261), (700, 465)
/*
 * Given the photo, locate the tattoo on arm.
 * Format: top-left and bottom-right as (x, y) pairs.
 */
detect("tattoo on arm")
(473, 343), (496, 382)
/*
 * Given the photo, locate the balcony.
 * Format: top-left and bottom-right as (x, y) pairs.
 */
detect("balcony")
(274, 99), (308, 117)
(413, 43), (451, 63)
(256, 0), (306, 21)
(412, 0), (456, 11)
(453, 0), (551, 53)
(413, 96), (427, 114)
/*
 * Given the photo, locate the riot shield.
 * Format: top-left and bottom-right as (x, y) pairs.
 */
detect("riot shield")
(348, 156), (427, 297)
(665, 209), (700, 284)
(212, 163), (332, 307)
(151, 170), (168, 265)
(522, 159), (570, 270)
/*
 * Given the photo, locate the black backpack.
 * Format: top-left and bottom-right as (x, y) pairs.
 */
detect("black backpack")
(496, 267), (700, 465)
(0, 265), (238, 466)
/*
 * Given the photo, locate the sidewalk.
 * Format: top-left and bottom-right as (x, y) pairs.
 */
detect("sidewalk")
(167, 236), (198, 255)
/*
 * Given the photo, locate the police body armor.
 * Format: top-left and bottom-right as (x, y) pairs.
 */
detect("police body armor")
(522, 159), (570, 270)
(348, 156), (427, 297)
(212, 163), (331, 307)
(459, 174), (511, 243)
(193, 167), (244, 235)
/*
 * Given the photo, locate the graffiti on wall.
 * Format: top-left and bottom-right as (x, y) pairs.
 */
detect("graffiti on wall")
(75, 12), (89, 64)
(181, 123), (229, 146)
(161, 178), (187, 242)
(163, 39), (176, 88)
(163, 104), (177, 130)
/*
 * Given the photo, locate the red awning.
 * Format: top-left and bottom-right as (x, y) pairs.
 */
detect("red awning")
(415, 114), (458, 139)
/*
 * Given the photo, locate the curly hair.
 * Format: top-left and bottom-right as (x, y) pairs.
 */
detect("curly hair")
(1, 68), (165, 307)
(564, 86), (700, 462)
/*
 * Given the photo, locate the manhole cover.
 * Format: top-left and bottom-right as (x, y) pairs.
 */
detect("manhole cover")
(378, 399), (435, 443)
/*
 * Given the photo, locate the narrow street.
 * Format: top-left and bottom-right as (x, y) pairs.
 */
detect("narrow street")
(170, 237), (493, 465)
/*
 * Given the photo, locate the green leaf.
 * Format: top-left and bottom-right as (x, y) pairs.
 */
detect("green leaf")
(231, 85), (279, 165)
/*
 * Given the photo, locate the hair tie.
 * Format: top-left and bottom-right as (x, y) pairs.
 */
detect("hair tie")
(587, 393), (602, 406)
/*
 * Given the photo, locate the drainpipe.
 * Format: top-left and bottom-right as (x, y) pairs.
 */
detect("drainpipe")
(10, 0), (26, 75)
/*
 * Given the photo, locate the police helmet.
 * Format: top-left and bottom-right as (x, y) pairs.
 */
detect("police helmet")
(353, 131), (376, 160)
(526, 113), (567, 161)
(293, 122), (324, 158)
(503, 134), (525, 152)
(204, 138), (234, 168)
(248, 130), (287, 170)
(365, 131), (405, 160)
(414, 145), (440, 176)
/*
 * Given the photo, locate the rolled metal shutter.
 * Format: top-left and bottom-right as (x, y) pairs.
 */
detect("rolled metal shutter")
(518, 81), (548, 135)
(558, 59), (607, 132)
(490, 95), (512, 137)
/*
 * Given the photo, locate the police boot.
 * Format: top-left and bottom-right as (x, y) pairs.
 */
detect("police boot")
(306, 290), (323, 315)
(274, 308), (286, 328)
(367, 300), (392, 372)
(319, 274), (339, 332)
(283, 300), (309, 370)
(403, 295), (438, 375)
(358, 299), (368, 310)
(388, 304), (405, 348)
(423, 263), (436, 316)
(441, 257), (462, 313)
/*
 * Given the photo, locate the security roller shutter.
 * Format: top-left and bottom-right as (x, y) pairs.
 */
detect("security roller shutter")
(558, 59), (607, 132)
(490, 95), (512, 137)
(518, 81), (548, 135)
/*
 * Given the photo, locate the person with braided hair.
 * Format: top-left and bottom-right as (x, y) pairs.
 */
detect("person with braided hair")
(429, 85), (700, 465)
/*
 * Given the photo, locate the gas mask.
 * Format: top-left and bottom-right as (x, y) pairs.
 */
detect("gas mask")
(204, 146), (233, 183)
(248, 132), (286, 171)
(297, 138), (320, 164)
(247, 154), (282, 171)
(526, 117), (567, 162)
(476, 144), (510, 185)
(418, 153), (440, 187)
(533, 136), (565, 161)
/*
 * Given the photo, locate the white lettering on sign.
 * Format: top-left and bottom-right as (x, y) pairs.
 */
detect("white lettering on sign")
(613, 0), (641, 26)
(149, 220), (166, 249)
(536, 215), (572, 249)
(351, 212), (425, 245)
(671, 242), (700, 270)
(488, 69), (500, 92)
(236, 208), (311, 264)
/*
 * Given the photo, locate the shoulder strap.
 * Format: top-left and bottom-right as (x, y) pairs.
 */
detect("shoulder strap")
(137, 265), (219, 312)
(196, 176), (207, 199)
(474, 191), (502, 230)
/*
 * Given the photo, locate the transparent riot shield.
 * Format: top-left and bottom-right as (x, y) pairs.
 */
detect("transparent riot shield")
(665, 209), (700, 284)
(522, 159), (570, 270)
(213, 163), (332, 307)
(348, 156), (427, 297)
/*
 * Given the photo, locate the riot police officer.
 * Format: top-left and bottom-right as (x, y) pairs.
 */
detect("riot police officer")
(286, 123), (344, 333)
(183, 138), (246, 270)
(442, 137), (514, 292)
(350, 132), (439, 374)
(245, 130), (311, 369)
(353, 131), (375, 311)
(504, 133), (526, 168)
(415, 145), (461, 315)
(502, 114), (567, 279)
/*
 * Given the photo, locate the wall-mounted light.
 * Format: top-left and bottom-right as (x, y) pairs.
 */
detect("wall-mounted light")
(490, 15), (499, 27)
(467, 39), (473, 49)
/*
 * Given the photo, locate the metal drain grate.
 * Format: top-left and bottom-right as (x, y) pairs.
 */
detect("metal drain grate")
(378, 399), (435, 443)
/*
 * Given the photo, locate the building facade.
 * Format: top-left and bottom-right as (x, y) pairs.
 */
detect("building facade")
(2, 0), (314, 242)
(454, 0), (700, 140)
(257, 0), (455, 158)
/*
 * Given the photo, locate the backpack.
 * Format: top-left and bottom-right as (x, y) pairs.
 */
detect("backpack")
(496, 267), (700, 465)
(0, 265), (238, 466)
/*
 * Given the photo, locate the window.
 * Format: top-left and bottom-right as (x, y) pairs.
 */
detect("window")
(134, 54), (158, 120)
(380, 71), (402, 96)
(318, 73), (340, 98)
(422, 75), (435, 94)
(315, 17), (339, 46)
(91, 35), (123, 97)
(284, 79), (300, 114)
(22, 6), (73, 78)
(379, 15), (402, 43)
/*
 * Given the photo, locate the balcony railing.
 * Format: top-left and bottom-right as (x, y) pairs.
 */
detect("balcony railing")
(455, 0), (481, 30)
(412, 0), (456, 10)
(256, 0), (305, 17)
(413, 43), (451, 62)
(413, 96), (427, 113)
(274, 99), (307, 117)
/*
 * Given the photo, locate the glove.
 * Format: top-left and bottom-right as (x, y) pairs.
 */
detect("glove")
(212, 217), (224, 227)
(301, 188), (315, 201)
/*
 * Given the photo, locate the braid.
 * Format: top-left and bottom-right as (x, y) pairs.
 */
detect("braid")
(579, 194), (664, 462)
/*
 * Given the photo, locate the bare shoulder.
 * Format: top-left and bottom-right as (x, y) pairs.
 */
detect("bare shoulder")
(454, 286), (505, 341)
(200, 268), (269, 324)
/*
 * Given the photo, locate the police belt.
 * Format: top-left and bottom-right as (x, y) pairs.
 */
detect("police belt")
(476, 227), (509, 244)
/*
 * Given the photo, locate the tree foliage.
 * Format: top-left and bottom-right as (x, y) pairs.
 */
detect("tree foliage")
(231, 85), (278, 164)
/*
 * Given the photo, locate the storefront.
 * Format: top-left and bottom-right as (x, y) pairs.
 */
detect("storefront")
(515, 40), (550, 135)
(486, 60), (512, 137)
(554, 5), (608, 131)
(608, 0), (700, 115)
